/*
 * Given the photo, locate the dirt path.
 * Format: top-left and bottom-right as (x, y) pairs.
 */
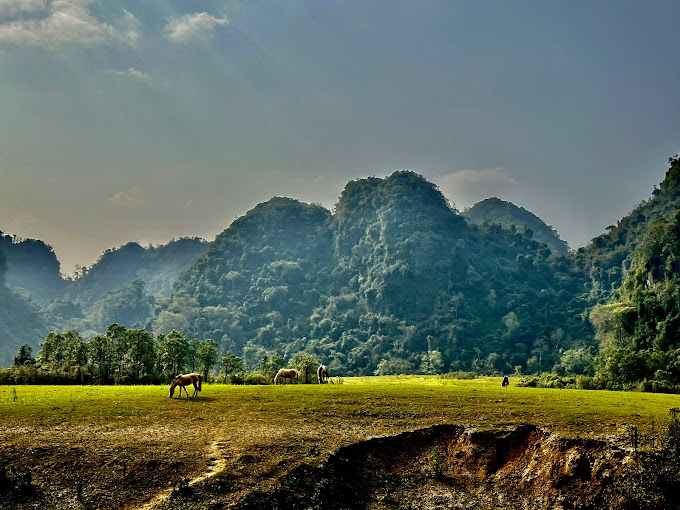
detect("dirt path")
(135, 439), (230, 510)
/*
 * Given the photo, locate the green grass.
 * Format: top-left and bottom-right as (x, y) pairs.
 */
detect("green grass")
(2, 376), (680, 437)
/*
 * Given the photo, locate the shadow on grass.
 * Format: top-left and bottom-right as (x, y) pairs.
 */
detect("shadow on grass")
(167, 396), (219, 403)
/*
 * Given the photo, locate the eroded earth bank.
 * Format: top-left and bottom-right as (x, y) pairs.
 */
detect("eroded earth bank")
(155, 425), (676, 510)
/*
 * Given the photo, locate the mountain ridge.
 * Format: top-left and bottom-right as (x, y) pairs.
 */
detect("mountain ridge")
(463, 197), (570, 254)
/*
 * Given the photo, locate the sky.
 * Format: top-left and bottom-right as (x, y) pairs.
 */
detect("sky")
(0, 0), (678, 275)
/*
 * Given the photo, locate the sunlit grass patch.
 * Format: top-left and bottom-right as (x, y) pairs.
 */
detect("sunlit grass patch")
(2, 377), (679, 437)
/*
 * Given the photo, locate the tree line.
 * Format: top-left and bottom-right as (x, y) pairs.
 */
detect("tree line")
(1, 323), (327, 386)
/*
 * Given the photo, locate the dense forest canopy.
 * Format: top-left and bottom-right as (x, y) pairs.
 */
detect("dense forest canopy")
(3, 156), (680, 389)
(158, 170), (591, 377)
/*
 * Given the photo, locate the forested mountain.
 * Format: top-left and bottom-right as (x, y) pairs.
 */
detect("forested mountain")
(160, 171), (591, 376)
(463, 197), (570, 254)
(0, 232), (66, 301)
(4, 157), (680, 388)
(575, 156), (680, 305)
(0, 248), (48, 366)
(0, 236), (208, 359)
(66, 237), (209, 309)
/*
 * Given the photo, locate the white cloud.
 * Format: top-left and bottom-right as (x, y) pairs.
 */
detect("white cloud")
(0, 0), (139, 48)
(108, 187), (144, 208)
(435, 168), (518, 210)
(0, 0), (46, 19)
(106, 67), (151, 84)
(165, 12), (229, 42)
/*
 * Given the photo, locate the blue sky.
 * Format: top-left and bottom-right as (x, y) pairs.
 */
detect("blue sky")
(0, 0), (678, 274)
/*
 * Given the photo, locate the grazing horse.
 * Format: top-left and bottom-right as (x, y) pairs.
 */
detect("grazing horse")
(274, 368), (299, 385)
(169, 373), (202, 398)
(317, 364), (329, 384)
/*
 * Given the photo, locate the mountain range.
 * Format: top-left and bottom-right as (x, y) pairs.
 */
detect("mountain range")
(1, 157), (679, 376)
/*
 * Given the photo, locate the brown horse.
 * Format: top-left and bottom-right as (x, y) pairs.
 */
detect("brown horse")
(274, 368), (299, 385)
(317, 364), (329, 384)
(169, 373), (202, 398)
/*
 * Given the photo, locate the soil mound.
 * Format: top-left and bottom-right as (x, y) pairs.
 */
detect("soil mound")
(237, 424), (648, 509)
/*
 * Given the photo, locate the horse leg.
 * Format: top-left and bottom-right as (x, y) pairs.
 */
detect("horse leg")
(192, 382), (198, 397)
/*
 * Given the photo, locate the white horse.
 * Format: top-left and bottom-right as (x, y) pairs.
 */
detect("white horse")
(274, 368), (299, 385)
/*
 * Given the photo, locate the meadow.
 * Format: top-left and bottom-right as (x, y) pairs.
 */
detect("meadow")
(2, 376), (680, 509)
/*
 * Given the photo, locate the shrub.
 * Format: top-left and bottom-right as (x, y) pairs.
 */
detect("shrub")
(243, 372), (270, 385)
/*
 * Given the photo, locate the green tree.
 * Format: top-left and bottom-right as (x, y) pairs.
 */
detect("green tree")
(38, 331), (67, 368)
(13, 344), (34, 366)
(419, 350), (445, 375)
(160, 330), (189, 377)
(106, 324), (130, 380)
(89, 333), (113, 383)
(63, 330), (88, 368)
(196, 338), (219, 383)
(290, 351), (319, 383)
(126, 329), (156, 381)
(187, 338), (200, 372)
(258, 353), (286, 382)
(375, 357), (413, 375)
(219, 351), (244, 382)
(242, 342), (266, 371)
(153, 311), (190, 336)
(554, 347), (594, 376)
(37, 330), (86, 373)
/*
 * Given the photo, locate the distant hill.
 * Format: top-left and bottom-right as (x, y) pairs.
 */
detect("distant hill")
(0, 236), (209, 353)
(0, 283), (47, 366)
(0, 233), (66, 301)
(0, 245), (46, 365)
(67, 237), (209, 310)
(160, 171), (589, 376)
(463, 198), (570, 254)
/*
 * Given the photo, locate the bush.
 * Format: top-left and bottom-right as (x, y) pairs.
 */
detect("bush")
(576, 375), (595, 390)
(227, 372), (245, 385)
(243, 371), (270, 385)
(516, 374), (577, 389)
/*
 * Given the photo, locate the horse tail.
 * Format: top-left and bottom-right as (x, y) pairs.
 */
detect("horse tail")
(197, 374), (202, 392)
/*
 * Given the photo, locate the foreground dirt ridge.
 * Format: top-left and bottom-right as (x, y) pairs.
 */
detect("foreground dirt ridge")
(151, 424), (642, 510)
(239, 424), (635, 509)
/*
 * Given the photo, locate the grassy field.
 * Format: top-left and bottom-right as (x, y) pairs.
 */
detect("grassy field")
(2, 376), (680, 509)
(3, 375), (678, 434)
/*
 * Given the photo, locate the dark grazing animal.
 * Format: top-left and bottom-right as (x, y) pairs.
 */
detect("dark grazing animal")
(169, 373), (202, 398)
(502, 376), (509, 387)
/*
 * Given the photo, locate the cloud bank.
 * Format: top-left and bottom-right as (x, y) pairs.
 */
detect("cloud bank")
(0, 0), (139, 48)
(0, 0), (46, 19)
